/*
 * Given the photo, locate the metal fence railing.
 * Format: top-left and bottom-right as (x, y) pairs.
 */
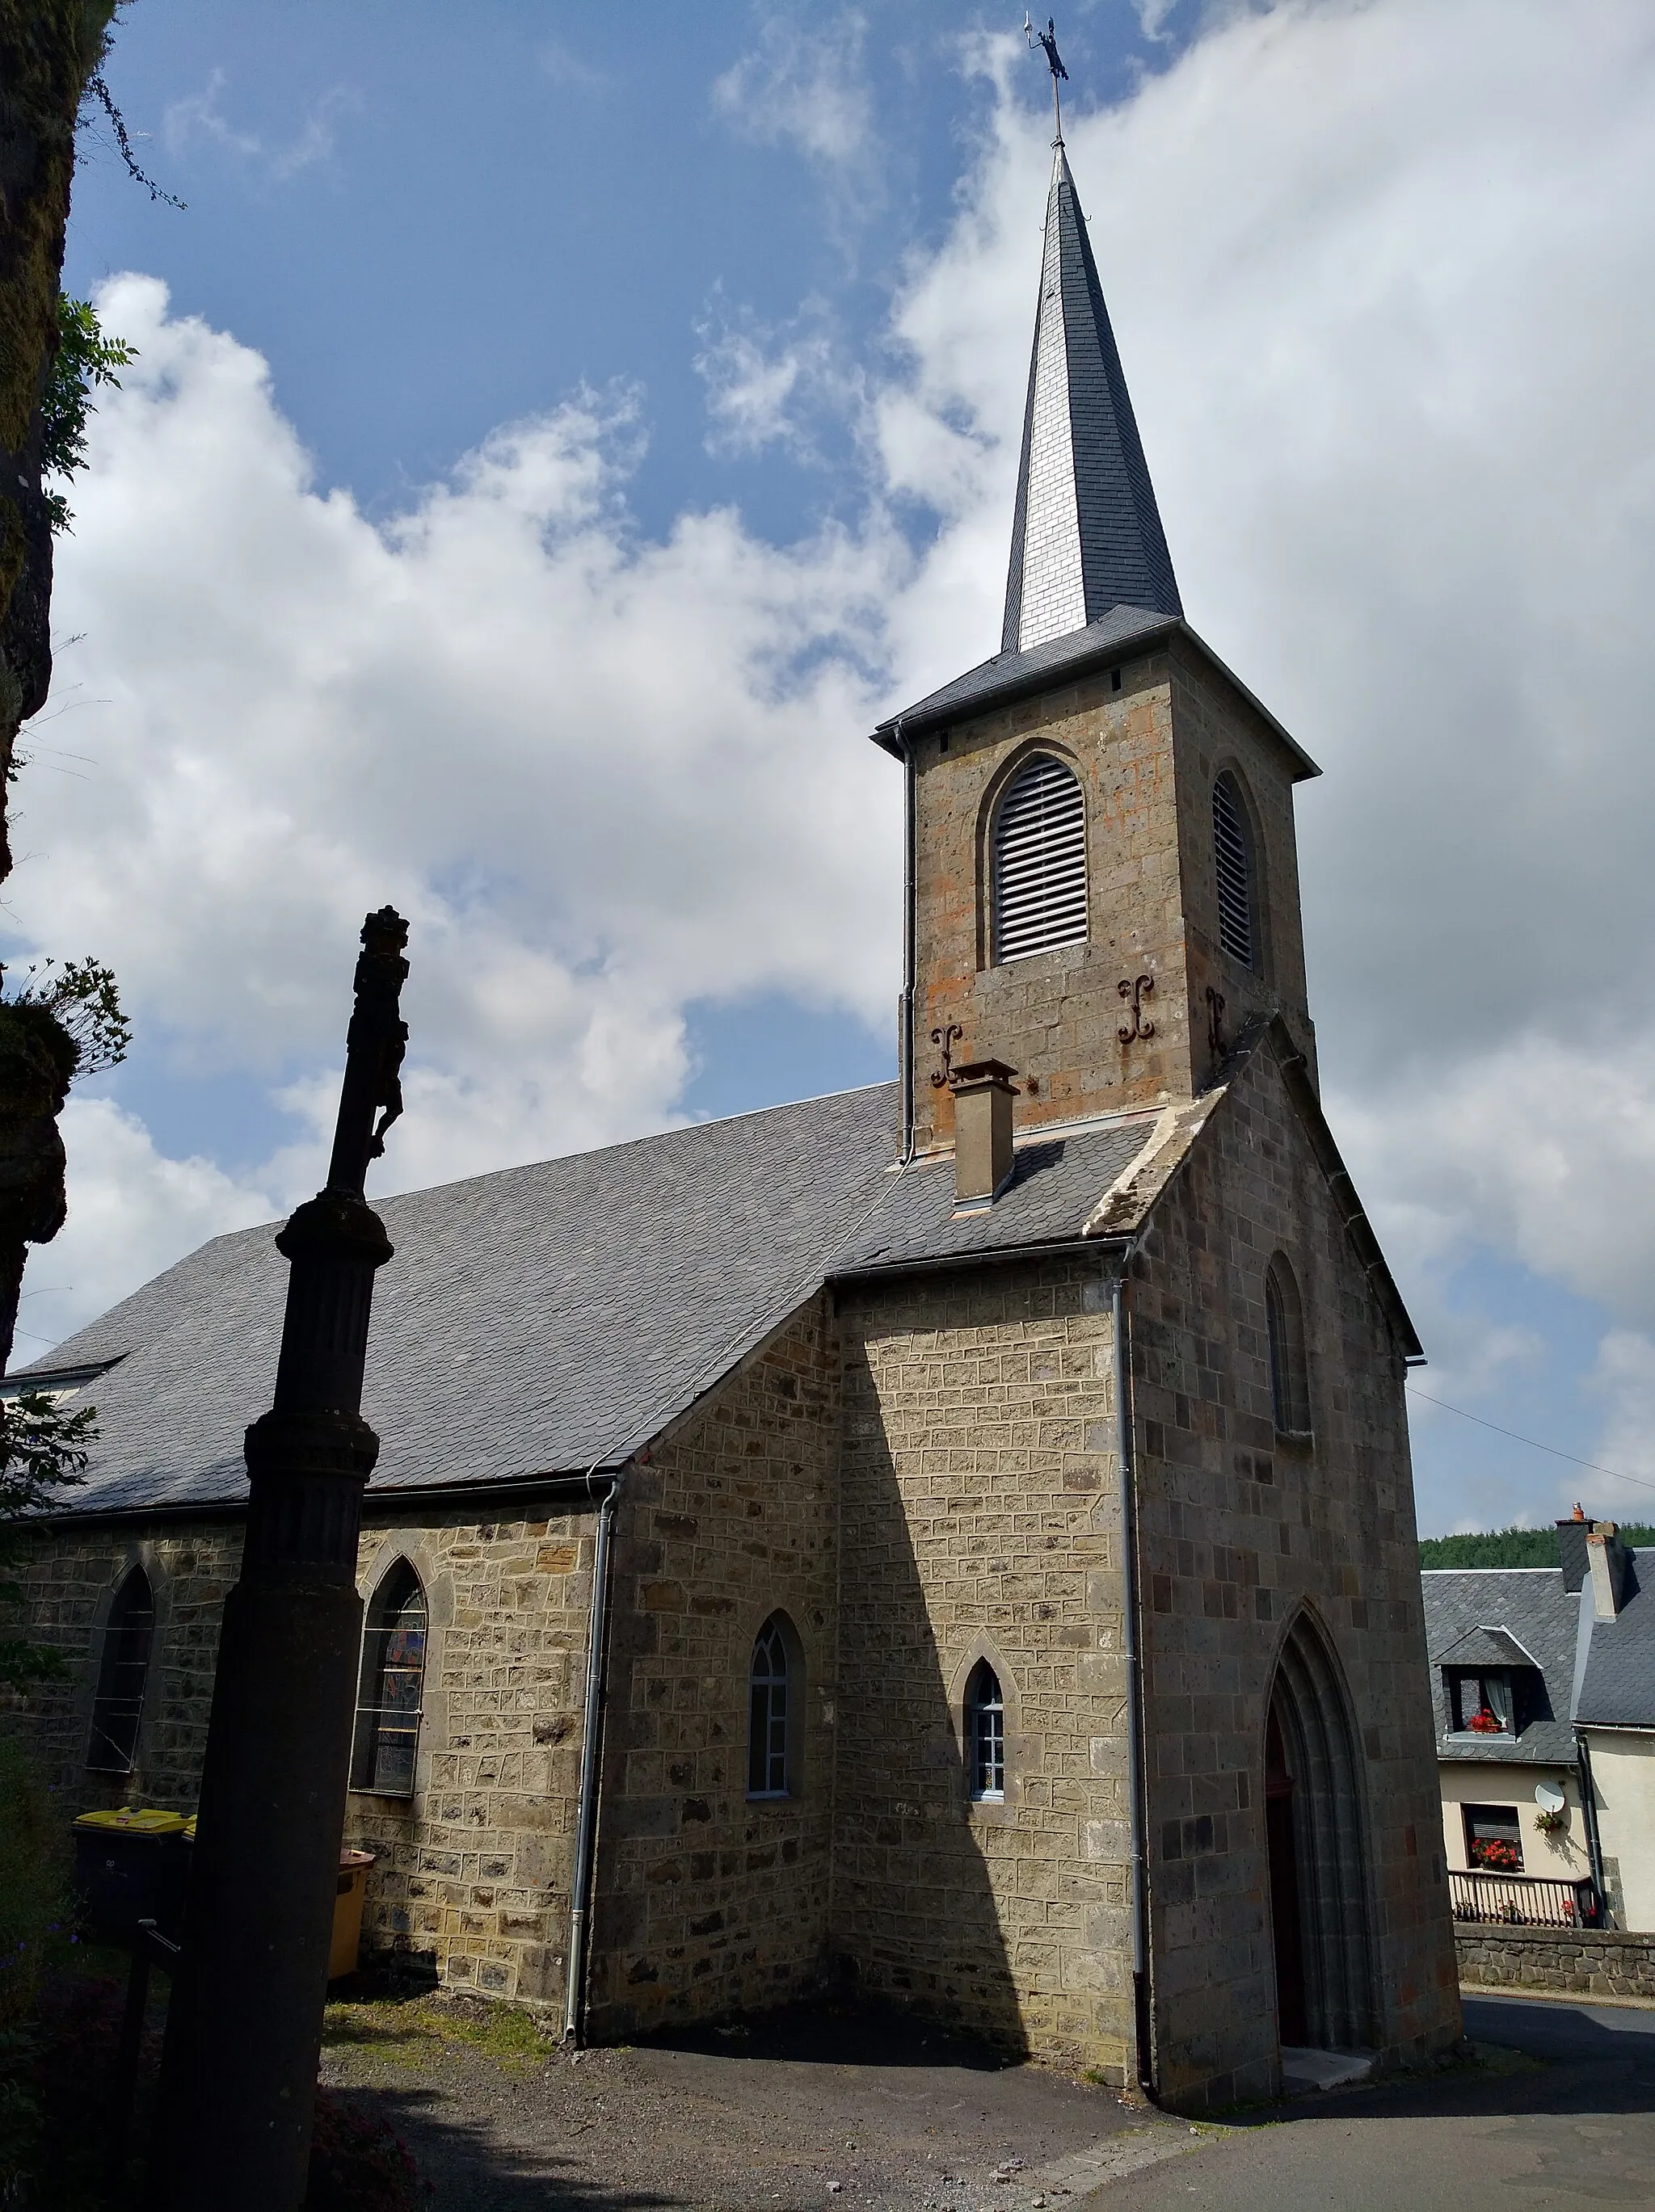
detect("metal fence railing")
(1450, 1869), (1600, 1928)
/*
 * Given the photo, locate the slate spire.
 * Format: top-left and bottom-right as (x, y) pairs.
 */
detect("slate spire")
(1002, 142), (1182, 654)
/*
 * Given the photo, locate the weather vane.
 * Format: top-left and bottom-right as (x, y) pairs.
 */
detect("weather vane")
(1024, 14), (1069, 143)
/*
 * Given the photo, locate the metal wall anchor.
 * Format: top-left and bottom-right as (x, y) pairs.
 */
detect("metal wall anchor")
(929, 1022), (964, 1088)
(1118, 975), (1155, 1043)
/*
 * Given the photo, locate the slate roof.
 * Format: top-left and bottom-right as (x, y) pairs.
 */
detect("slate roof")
(1574, 1550), (1655, 1729)
(1421, 1569), (1579, 1766)
(17, 1082), (1174, 1522)
(1001, 145), (1182, 650)
(17, 1085), (906, 1516)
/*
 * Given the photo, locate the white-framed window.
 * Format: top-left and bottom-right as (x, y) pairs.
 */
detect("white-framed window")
(86, 1565), (155, 1775)
(350, 1558), (427, 1796)
(1212, 770), (1257, 969)
(747, 1614), (792, 1799)
(992, 754), (1089, 963)
(966, 1659), (1005, 1801)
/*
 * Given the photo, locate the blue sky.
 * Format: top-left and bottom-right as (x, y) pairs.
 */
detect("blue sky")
(23, 2), (1655, 1535)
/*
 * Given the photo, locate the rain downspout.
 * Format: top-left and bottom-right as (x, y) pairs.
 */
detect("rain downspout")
(898, 721), (917, 1166)
(563, 1470), (620, 2042)
(1111, 1244), (1156, 2100)
(1575, 1729), (1610, 1924)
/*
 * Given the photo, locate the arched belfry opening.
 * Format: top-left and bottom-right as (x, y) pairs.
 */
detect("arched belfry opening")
(1264, 1613), (1377, 2054)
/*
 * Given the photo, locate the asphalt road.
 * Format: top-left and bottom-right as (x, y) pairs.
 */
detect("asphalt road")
(1101, 1994), (1655, 2210)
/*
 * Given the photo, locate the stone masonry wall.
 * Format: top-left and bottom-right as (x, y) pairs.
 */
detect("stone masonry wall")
(1131, 1037), (1462, 2110)
(346, 1511), (593, 2006)
(13, 1503), (596, 2008)
(1455, 1924), (1655, 1999)
(834, 1255), (1136, 2082)
(586, 1295), (843, 2039)
(904, 640), (1312, 1157)
(1166, 639), (1316, 1094)
(15, 1522), (245, 1815)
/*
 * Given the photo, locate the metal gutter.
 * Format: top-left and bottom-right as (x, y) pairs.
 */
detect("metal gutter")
(1574, 1730), (1611, 1923)
(829, 1231), (1131, 1289)
(26, 1467), (628, 1532)
(564, 1471), (621, 2042)
(1111, 1242), (1156, 2101)
(898, 721), (916, 1167)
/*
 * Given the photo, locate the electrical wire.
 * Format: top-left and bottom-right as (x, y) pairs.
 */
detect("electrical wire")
(1405, 1382), (1655, 1499)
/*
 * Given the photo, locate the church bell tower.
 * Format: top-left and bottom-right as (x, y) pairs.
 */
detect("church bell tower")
(873, 136), (1320, 1163)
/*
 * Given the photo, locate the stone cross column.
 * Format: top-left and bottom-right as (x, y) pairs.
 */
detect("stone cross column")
(154, 909), (409, 2212)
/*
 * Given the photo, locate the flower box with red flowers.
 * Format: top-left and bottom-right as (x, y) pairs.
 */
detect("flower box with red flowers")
(1470, 1838), (1522, 1873)
(1468, 1708), (1505, 1735)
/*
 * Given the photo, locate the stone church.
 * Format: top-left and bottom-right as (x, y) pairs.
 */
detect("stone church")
(15, 138), (1460, 2109)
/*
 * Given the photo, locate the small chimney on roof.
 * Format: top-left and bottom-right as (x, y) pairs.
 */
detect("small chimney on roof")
(1588, 1522), (1628, 1621)
(949, 1058), (1019, 1209)
(1557, 1510), (1593, 1594)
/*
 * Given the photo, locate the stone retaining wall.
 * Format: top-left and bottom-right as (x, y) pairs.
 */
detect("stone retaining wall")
(1456, 1923), (1655, 1999)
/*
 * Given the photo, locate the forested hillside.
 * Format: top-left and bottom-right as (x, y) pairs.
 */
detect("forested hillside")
(1420, 1523), (1655, 1570)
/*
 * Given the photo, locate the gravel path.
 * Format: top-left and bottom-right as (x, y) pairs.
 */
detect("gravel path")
(318, 1997), (1201, 2211)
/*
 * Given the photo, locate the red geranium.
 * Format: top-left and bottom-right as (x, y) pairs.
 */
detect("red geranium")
(1471, 1838), (1521, 1872)
(1468, 1707), (1505, 1735)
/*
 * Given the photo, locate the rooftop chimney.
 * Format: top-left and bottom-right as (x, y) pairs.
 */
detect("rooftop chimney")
(1556, 1508), (1592, 1594)
(1587, 1522), (1628, 1621)
(949, 1059), (1019, 1209)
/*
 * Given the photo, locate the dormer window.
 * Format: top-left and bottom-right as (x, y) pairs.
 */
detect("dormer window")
(992, 754), (1088, 963)
(1439, 1624), (1541, 1739)
(1448, 1670), (1513, 1735)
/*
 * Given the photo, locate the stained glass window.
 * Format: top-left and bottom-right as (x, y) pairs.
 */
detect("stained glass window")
(351, 1561), (427, 1796)
(86, 1566), (154, 1774)
(747, 1616), (791, 1798)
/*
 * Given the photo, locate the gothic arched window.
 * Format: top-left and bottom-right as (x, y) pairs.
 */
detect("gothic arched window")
(992, 754), (1089, 963)
(351, 1559), (427, 1796)
(1212, 771), (1257, 969)
(1265, 1254), (1312, 1436)
(747, 1613), (794, 1799)
(86, 1565), (155, 1774)
(965, 1659), (1006, 1801)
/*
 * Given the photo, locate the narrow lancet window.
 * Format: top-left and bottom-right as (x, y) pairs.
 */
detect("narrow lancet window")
(992, 755), (1088, 963)
(1265, 1255), (1312, 1436)
(1213, 772), (1256, 969)
(351, 1560), (427, 1796)
(747, 1614), (791, 1798)
(966, 1659), (1006, 1801)
(86, 1566), (155, 1774)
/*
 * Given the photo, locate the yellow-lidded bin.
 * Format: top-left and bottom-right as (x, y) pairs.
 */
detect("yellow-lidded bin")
(72, 1806), (189, 1941)
(330, 1850), (377, 1981)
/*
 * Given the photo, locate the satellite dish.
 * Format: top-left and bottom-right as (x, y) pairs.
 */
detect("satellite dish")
(1535, 1781), (1565, 1813)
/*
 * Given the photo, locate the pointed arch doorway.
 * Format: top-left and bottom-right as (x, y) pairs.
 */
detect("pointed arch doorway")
(1264, 1613), (1377, 2054)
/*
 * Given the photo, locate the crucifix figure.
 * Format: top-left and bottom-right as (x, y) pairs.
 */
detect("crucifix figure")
(1025, 13), (1069, 141)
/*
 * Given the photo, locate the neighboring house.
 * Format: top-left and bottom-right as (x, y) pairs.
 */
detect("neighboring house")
(1424, 1516), (1655, 1930)
(11, 135), (1462, 2113)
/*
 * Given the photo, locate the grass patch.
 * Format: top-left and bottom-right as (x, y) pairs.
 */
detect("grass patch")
(322, 1995), (555, 2076)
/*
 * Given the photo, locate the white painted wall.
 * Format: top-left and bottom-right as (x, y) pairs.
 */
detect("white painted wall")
(1436, 1760), (1590, 1885)
(1584, 1730), (1655, 1932)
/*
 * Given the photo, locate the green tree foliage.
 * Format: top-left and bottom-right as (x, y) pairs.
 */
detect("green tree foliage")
(0, 1388), (94, 1688)
(40, 292), (133, 534)
(1419, 1522), (1655, 1570)
(2, 956), (131, 1073)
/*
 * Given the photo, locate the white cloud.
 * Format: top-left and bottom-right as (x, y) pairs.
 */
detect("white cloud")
(712, 12), (874, 170)
(14, 1099), (276, 1360)
(163, 72), (358, 179)
(19, 2), (1655, 1549)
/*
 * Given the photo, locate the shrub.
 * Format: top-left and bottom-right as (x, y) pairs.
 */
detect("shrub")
(306, 2089), (427, 2210)
(0, 1733), (69, 2031)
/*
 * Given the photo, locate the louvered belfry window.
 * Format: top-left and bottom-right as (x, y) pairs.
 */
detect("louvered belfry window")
(1212, 772), (1255, 968)
(992, 754), (1089, 963)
